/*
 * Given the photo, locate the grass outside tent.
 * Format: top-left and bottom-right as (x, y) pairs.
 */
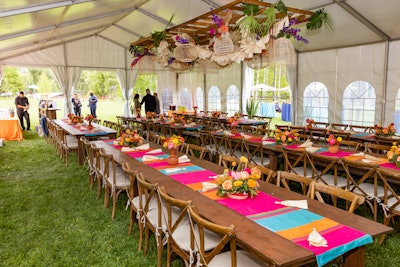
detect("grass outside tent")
(1, 98), (400, 266)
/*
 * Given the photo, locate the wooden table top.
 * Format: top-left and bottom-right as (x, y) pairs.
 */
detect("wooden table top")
(94, 140), (392, 267)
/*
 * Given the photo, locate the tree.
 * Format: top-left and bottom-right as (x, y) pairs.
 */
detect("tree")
(37, 72), (53, 93)
(0, 67), (24, 94)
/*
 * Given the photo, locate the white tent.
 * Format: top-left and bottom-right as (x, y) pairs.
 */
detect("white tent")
(1, 0), (400, 125)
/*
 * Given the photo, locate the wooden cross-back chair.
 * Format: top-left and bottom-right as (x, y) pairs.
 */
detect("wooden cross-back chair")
(135, 173), (164, 267)
(330, 123), (349, 130)
(341, 158), (385, 221)
(364, 143), (391, 154)
(281, 146), (313, 178)
(276, 171), (314, 197)
(248, 163), (276, 184)
(306, 152), (348, 188)
(310, 181), (365, 213)
(186, 205), (266, 267)
(183, 143), (211, 161)
(243, 139), (270, 167)
(99, 148), (129, 220)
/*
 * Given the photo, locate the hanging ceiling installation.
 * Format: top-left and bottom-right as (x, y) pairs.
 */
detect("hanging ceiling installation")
(0, 0), (399, 63)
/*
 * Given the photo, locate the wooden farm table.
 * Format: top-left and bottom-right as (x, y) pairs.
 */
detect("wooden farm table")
(0, 117), (24, 140)
(94, 140), (392, 267)
(53, 119), (117, 165)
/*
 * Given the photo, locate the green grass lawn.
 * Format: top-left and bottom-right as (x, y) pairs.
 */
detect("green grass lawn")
(1, 97), (400, 266)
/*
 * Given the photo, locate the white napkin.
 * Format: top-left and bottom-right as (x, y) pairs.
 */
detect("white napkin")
(240, 133), (252, 139)
(299, 140), (313, 148)
(275, 200), (308, 209)
(184, 122), (196, 127)
(136, 143), (150, 150)
(308, 228), (328, 247)
(121, 147), (137, 152)
(306, 147), (320, 153)
(146, 148), (162, 154)
(199, 182), (218, 192)
(364, 154), (379, 161)
(165, 167), (185, 173)
(224, 130), (234, 136)
(351, 152), (365, 156)
(262, 141), (275, 145)
(113, 140), (119, 145)
(142, 155), (160, 161)
(178, 155), (191, 163)
(262, 134), (270, 141)
(208, 175), (220, 179)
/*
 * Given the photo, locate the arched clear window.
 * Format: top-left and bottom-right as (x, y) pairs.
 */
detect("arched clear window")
(394, 89), (400, 131)
(195, 87), (204, 111)
(179, 88), (192, 110)
(342, 80), (376, 126)
(303, 82), (329, 123)
(161, 88), (174, 113)
(208, 86), (221, 111)
(226, 85), (240, 116)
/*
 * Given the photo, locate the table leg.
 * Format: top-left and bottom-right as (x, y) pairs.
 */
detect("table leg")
(342, 246), (365, 267)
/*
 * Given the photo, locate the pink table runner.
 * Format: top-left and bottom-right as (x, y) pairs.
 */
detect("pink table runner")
(105, 140), (372, 267)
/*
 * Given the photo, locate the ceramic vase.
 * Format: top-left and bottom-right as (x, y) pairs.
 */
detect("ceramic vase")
(167, 148), (179, 166)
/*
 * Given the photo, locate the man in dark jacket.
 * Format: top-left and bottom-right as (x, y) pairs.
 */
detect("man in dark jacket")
(140, 88), (156, 113)
(15, 91), (31, 130)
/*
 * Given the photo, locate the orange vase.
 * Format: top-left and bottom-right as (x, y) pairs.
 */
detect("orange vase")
(231, 125), (238, 134)
(328, 145), (339, 154)
(167, 148), (179, 166)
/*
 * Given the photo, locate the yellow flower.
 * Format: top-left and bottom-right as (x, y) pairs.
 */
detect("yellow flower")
(233, 180), (243, 187)
(239, 156), (248, 163)
(247, 179), (257, 188)
(288, 137), (293, 142)
(337, 136), (343, 142)
(232, 162), (237, 167)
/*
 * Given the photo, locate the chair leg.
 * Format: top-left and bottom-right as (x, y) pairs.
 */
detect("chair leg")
(104, 186), (110, 208)
(128, 207), (134, 235)
(111, 191), (117, 220)
(96, 176), (102, 199)
(138, 219), (144, 252)
(144, 227), (149, 255)
(157, 231), (163, 267)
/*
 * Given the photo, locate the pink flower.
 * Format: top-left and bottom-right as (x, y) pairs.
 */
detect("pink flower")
(222, 180), (232, 190)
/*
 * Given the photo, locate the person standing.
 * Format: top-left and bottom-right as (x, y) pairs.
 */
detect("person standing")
(15, 91), (31, 131)
(133, 93), (141, 116)
(154, 92), (160, 115)
(140, 88), (156, 113)
(71, 93), (82, 116)
(88, 92), (98, 118)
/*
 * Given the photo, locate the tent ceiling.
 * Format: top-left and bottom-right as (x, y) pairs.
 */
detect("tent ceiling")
(1, 0), (400, 62)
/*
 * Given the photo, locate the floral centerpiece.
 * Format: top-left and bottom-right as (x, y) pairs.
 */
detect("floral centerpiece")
(216, 157), (260, 199)
(227, 116), (239, 134)
(387, 143), (400, 167)
(375, 123), (396, 137)
(274, 129), (299, 144)
(67, 113), (83, 124)
(327, 134), (342, 153)
(161, 134), (185, 150)
(306, 118), (315, 130)
(161, 135), (185, 166)
(211, 111), (221, 118)
(119, 129), (143, 147)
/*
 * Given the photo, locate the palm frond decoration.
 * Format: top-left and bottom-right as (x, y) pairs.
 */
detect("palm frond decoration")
(306, 9), (334, 32)
(242, 3), (260, 16)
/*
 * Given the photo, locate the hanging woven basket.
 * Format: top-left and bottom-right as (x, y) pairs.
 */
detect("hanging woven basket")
(269, 38), (296, 67)
(213, 36), (234, 56)
(168, 61), (190, 72)
(134, 56), (157, 74)
(173, 43), (199, 63)
(246, 50), (269, 70)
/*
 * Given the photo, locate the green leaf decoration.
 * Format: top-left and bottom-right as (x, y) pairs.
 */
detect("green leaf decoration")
(242, 3), (260, 16)
(129, 45), (144, 55)
(151, 14), (175, 47)
(275, 0), (288, 16)
(263, 6), (276, 27)
(246, 98), (259, 119)
(306, 9), (335, 32)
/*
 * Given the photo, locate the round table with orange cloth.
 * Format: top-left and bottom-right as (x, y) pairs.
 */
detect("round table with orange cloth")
(0, 117), (24, 140)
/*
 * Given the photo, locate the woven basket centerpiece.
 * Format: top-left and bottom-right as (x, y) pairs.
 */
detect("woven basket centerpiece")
(246, 50), (269, 70)
(135, 56), (157, 74)
(173, 43), (199, 63)
(214, 35), (234, 56)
